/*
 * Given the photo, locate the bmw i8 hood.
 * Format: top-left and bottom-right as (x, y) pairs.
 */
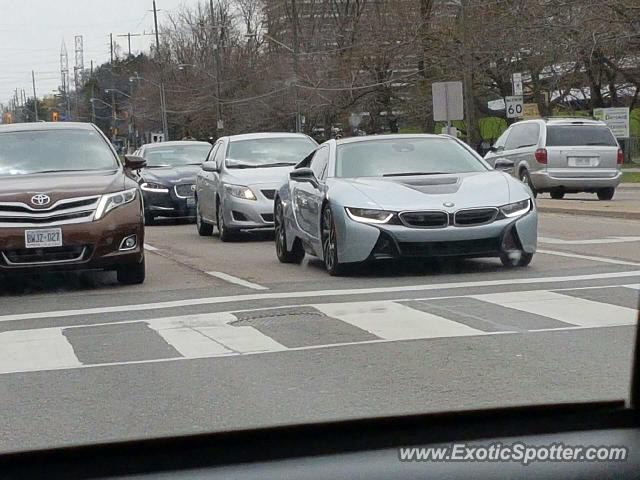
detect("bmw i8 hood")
(335, 171), (526, 211)
(223, 165), (293, 187)
(140, 165), (200, 186)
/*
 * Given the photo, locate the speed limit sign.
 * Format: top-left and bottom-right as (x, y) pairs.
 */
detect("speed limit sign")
(505, 95), (524, 119)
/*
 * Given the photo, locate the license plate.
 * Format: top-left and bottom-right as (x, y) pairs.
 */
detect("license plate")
(186, 197), (196, 207)
(25, 228), (62, 248)
(568, 157), (598, 167)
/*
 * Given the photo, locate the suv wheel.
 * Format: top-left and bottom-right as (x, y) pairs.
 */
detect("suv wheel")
(550, 190), (565, 200)
(117, 258), (146, 285)
(597, 188), (615, 201)
(196, 200), (213, 236)
(520, 170), (537, 198)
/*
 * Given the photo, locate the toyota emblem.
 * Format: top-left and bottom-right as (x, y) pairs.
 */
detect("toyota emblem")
(31, 194), (51, 206)
(443, 202), (455, 208)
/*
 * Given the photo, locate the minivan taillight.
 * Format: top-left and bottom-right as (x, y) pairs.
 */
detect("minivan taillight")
(617, 148), (624, 165)
(534, 148), (547, 164)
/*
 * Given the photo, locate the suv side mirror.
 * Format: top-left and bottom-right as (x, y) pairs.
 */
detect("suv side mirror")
(494, 158), (515, 172)
(290, 167), (318, 188)
(124, 155), (146, 170)
(202, 162), (219, 173)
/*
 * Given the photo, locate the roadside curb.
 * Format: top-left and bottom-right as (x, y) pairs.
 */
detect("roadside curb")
(618, 183), (640, 189)
(537, 205), (640, 220)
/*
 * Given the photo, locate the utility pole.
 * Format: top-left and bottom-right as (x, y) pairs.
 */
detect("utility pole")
(209, 0), (223, 133)
(460, 0), (476, 146)
(31, 71), (38, 122)
(110, 33), (117, 139)
(291, 0), (301, 133)
(153, 0), (169, 140)
(117, 32), (144, 57)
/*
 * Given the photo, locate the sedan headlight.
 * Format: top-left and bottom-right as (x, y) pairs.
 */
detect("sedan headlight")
(140, 182), (169, 193)
(225, 184), (257, 201)
(346, 207), (395, 224)
(94, 188), (138, 220)
(499, 199), (531, 218)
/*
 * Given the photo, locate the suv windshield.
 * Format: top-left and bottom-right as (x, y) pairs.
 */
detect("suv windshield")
(0, 129), (117, 176)
(546, 125), (618, 147)
(226, 138), (316, 168)
(144, 145), (211, 167)
(336, 137), (487, 177)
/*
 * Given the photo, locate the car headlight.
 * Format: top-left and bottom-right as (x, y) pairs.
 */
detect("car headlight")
(140, 182), (169, 193)
(500, 199), (531, 218)
(225, 184), (257, 201)
(345, 207), (395, 224)
(94, 188), (138, 220)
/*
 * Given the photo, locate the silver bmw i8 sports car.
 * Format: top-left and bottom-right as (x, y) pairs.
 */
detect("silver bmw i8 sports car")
(274, 134), (537, 275)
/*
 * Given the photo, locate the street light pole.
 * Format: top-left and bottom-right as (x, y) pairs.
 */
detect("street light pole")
(209, 0), (223, 132)
(153, 0), (169, 141)
(31, 70), (38, 122)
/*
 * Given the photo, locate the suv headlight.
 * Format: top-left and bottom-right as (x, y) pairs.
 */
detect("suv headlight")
(140, 182), (169, 193)
(225, 184), (256, 201)
(499, 199), (531, 218)
(346, 207), (395, 224)
(95, 188), (138, 220)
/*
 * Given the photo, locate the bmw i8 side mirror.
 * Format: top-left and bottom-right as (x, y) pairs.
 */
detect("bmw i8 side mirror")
(493, 158), (515, 172)
(290, 167), (318, 188)
(124, 155), (147, 170)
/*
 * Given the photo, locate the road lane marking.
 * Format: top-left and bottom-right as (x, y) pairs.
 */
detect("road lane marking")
(2, 269), (640, 323)
(624, 284), (640, 290)
(473, 290), (637, 327)
(315, 301), (488, 340)
(0, 327), (81, 374)
(144, 244), (159, 252)
(539, 236), (640, 245)
(537, 249), (640, 267)
(206, 271), (268, 291)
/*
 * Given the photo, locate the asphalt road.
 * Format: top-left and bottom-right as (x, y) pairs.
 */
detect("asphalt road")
(1, 201), (639, 453)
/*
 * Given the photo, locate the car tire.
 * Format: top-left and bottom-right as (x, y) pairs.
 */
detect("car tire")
(520, 170), (537, 198)
(196, 200), (213, 236)
(321, 204), (348, 276)
(116, 257), (146, 285)
(275, 199), (305, 264)
(144, 212), (155, 225)
(216, 200), (236, 242)
(550, 190), (565, 200)
(500, 251), (533, 268)
(597, 188), (615, 201)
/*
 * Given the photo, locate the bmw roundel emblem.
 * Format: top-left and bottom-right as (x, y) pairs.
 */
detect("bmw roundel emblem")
(443, 202), (455, 208)
(31, 194), (51, 206)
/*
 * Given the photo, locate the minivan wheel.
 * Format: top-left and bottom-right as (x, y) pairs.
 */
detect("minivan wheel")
(550, 190), (565, 200)
(597, 188), (615, 201)
(196, 200), (213, 236)
(117, 258), (146, 285)
(500, 251), (533, 268)
(520, 170), (537, 198)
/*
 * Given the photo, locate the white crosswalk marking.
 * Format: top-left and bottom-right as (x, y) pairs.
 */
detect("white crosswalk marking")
(314, 301), (488, 340)
(623, 284), (640, 290)
(0, 327), (81, 374)
(473, 290), (637, 328)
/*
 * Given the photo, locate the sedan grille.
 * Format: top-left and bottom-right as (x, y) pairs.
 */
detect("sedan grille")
(0, 195), (99, 227)
(174, 184), (195, 198)
(399, 211), (448, 228)
(261, 189), (276, 200)
(454, 208), (499, 226)
(2, 245), (89, 266)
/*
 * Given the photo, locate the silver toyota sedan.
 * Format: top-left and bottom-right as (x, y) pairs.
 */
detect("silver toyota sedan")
(195, 133), (317, 240)
(274, 134), (538, 275)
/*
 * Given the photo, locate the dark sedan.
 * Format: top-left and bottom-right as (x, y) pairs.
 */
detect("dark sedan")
(135, 141), (212, 224)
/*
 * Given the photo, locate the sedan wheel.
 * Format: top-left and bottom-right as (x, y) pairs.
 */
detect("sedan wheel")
(217, 200), (236, 242)
(275, 200), (304, 264)
(321, 205), (347, 276)
(196, 200), (213, 236)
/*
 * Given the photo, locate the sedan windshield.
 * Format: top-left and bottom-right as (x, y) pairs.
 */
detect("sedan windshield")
(144, 144), (212, 167)
(0, 129), (118, 176)
(226, 138), (316, 168)
(335, 137), (488, 178)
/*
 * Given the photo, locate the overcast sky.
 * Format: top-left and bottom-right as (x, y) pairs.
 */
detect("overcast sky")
(0, 0), (190, 106)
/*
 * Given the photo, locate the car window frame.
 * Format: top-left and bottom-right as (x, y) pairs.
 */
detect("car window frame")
(310, 146), (330, 181)
(214, 140), (226, 170)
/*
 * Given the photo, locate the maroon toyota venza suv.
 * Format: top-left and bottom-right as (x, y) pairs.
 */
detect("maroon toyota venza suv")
(0, 122), (146, 284)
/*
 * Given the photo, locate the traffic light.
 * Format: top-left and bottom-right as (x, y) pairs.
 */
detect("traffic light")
(51, 111), (59, 122)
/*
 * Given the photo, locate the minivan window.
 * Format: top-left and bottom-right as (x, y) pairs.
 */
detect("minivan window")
(545, 125), (617, 147)
(0, 129), (118, 176)
(504, 123), (539, 150)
